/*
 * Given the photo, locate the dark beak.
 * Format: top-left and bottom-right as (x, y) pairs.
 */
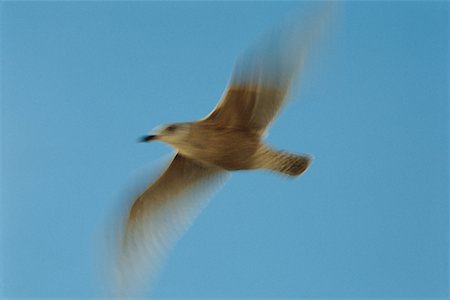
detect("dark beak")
(139, 135), (156, 143)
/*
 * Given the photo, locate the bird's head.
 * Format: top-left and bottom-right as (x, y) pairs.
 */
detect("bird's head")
(140, 123), (192, 147)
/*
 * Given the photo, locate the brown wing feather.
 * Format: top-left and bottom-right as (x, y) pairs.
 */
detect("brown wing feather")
(117, 154), (228, 296)
(201, 3), (335, 132)
(202, 85), (287, 132)
(127, 154), (216, 223)
(201, 29), (306, 132)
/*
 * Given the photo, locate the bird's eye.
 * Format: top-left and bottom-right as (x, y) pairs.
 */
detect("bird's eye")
(166, 125), (177, 132)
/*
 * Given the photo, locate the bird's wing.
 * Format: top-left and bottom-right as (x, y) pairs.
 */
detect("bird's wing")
(116, 153), (228, 297)
(201, 4), (334, 133)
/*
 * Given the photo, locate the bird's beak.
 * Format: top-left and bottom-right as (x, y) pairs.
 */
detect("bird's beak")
(139, 135), (157, 142)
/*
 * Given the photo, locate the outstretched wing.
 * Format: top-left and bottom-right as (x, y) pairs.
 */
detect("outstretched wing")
(117, 154), (228, 297)
(201, 4), (334, 133)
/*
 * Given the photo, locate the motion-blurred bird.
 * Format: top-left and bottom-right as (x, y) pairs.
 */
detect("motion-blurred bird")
(116, 5), (334, 296)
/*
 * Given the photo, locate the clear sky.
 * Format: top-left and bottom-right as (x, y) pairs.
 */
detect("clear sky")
(1, 1), (448, 299)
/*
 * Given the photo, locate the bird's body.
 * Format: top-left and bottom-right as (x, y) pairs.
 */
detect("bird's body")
(156, 121), (312, 175)
(164, 122), (261, 171)
(115, 5), (334, 296)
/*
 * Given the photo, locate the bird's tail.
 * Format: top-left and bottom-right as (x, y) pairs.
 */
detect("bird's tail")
(256, 146), (313, 176)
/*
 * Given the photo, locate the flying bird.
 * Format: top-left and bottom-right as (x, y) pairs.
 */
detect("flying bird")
(115, 5), (334, 297)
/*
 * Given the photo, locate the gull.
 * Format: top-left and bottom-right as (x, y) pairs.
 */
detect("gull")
(115, 5), (334, 297)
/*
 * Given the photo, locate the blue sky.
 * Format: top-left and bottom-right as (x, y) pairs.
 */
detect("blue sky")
(1, 1), (448, 298)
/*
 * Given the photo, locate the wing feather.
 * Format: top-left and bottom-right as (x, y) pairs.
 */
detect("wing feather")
(117, 154), (228, 296)
(201, 4), (335, 132)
